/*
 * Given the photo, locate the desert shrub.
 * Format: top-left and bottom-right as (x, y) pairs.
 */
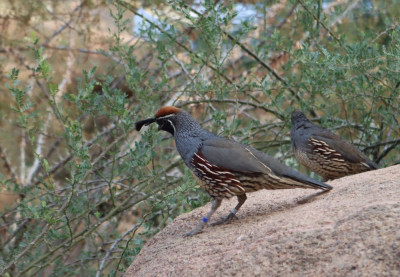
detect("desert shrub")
(0, 0), (398, 276)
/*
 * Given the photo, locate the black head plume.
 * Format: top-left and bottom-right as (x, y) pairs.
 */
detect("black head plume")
(135, 118), (156, 131)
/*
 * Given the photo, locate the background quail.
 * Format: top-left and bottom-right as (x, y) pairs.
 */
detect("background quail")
(136, 106), (332, 236)
(291, 110), (378, 182)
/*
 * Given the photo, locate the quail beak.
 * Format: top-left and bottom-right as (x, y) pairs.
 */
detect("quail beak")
(135, 118), (156, 131)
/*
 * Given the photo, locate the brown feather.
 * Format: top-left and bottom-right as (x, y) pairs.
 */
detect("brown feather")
(155, 106), (180, 118)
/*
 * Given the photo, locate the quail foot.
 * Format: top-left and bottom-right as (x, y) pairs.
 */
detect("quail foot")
(136, 106), (332, 236)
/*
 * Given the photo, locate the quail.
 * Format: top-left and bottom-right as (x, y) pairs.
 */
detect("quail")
(291, 110), (378, 181)
(136, 106), (332, 236)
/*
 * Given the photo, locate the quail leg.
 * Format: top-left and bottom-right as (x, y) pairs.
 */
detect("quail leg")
(211, 194), (247, 226)
(184, 197), (222, 237)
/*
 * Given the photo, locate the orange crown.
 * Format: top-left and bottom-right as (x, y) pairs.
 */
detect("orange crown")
(155, 106), (180, 118)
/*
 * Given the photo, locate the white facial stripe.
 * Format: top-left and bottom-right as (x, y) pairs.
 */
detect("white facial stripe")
(167, 119), (176, 134)
(158, 114), (175, 120)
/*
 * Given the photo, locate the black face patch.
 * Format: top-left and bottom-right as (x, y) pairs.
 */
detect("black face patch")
(156, 119), (175, 135)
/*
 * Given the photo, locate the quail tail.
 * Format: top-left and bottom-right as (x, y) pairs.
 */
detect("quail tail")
(303, 178), (332, 191)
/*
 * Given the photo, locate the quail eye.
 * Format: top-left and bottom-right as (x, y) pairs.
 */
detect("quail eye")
(155, 118), (175, 135)
(156, 119), (167, 131)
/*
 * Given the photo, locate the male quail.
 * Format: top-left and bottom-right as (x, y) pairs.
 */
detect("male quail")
(291, 110), (378, 181)
(136, 106), (332, 236)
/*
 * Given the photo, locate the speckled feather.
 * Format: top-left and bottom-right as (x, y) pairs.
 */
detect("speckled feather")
(291, 110), (378, 181)
(190, 138), (331, 199)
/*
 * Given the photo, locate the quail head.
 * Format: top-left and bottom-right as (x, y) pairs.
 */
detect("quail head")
(291, 110), (378, 182)
(136, 106), (332, 236)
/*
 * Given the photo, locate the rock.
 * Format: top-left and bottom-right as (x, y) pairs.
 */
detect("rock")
(125, 165), (400, 277)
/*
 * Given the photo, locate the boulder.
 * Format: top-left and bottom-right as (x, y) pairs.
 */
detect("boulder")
(125, 165), (400, 276)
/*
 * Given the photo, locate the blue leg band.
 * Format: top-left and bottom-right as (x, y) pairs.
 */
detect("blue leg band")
(202, 217), (208, 223)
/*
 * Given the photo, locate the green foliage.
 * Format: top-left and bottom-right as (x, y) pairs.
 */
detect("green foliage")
(0, 0), (399, 276)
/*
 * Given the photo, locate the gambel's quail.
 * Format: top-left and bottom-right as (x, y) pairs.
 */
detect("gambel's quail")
(291, 110), (378, 181)
(136, 106), (332, 236)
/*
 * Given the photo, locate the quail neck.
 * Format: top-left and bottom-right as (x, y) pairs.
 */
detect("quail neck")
(172, 111), (217, 168)
(290, 110), (312, 148)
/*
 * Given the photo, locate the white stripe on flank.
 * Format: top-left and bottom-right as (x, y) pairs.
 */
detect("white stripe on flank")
(194, 153), (207, 162)
(197, 162), (219, 175)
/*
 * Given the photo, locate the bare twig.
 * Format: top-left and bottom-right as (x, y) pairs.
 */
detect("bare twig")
(0, 144), (17, 181)
(0, 223), (50, 275)
(119, 1), (236, 86)
(169, 50), (194, 82)
(328, 0), (361, 29)
(298, 0), (341, 44)
(362, 138), (400, 151)
(42, 1), (85, 45)
(1, 218), (28, 246)
(376, 141), (399, 164)
(44, 45), (123, 64)
(372, 23), (400, 43)
(182, 3), (302, 100)
(26, 115), (51, 184)
(277, 2), (298, 29)
(17, 177), (180, 276)
(19, 130), (26, 185)
(177, 99), (284, 120)
(95, 222), (142, 277)
(26, 124), (116, 190)
(27, 28), (76, 184)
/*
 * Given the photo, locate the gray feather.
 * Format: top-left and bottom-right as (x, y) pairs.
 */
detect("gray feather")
(199, 138), (269, 174)
(200, 138), (331, 190)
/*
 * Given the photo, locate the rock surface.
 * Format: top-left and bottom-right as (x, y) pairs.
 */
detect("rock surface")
(125, 165), (400, 277)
